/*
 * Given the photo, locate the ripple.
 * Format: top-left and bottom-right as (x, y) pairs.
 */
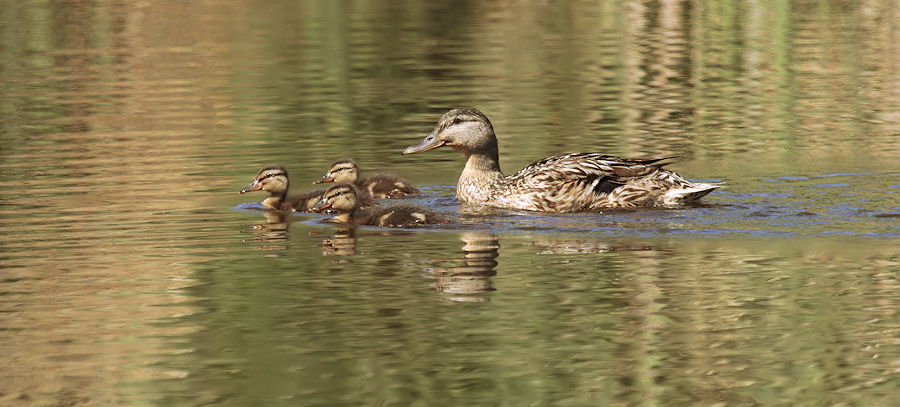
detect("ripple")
(813, 183), (852, 187)
(1, 1), (898, 406)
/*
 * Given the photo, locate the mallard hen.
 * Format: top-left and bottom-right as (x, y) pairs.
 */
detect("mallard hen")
(310, 183), (448, 227)
(240, 165), (377, 212)
(314, 158), (419, 198)
(402, 108), (720, 212)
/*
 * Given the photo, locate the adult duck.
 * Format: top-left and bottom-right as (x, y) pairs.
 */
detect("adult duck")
(402, 108), (720, 212)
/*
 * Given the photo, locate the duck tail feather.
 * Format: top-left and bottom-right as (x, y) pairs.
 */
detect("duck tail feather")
(662, 183), (722, 204)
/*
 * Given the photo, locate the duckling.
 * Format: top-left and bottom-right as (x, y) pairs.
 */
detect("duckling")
(309, 183), (449, 228)
(314, 158), (420, 198)
(240, 165), (377, 212)
(403, 108), (721, 212)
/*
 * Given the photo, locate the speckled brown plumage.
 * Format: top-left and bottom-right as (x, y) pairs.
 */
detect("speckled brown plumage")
(310, 183), (448, 228)
(315, 158), (420, 199)
(403, 108), (721, 212)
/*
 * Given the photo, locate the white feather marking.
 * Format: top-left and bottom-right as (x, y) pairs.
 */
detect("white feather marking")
(378, 211), (395, 225)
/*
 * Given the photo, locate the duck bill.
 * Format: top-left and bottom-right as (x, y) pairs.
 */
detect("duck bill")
(402, 130), (445, 155)
(239, 180), (262, 194)
(313, 173), (334, 184)
(309, 199), (332, 213)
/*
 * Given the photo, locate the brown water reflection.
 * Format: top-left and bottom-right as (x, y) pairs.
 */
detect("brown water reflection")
(432, 232), (500, 302)
(318, 224), (359, 257)
(1, 0), (898, 406)
(243, 211), (290, 251)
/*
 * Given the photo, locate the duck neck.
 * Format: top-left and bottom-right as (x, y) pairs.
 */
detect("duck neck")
(458, 149), (504, 202)
(464, 148), (501, 172)
(262, 195), (285, 210)
(262, 185), (288, 210)
(333, 205), (361, 224)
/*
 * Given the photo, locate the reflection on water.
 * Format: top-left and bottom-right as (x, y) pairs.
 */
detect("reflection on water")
(524, 238), (655, 255)
(318, 224), (358, 257)
(431, 232), (500, 302)
(243, 211), (290, 252)
(1, 0), (898, 406)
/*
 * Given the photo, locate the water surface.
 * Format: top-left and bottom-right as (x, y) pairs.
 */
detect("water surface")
(1, 1), (898, 406)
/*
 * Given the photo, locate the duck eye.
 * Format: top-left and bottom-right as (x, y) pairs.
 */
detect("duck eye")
(452, 118), (463, 125)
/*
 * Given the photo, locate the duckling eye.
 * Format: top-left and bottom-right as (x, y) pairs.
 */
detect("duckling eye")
(452, 117), (463, 125)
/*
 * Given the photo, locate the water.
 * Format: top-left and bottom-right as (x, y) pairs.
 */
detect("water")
(1, 1), (898, 406)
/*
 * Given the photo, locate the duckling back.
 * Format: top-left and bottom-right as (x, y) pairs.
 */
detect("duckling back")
(288, 189), (327, 212)
(357, 204), (448, 228)
(359, 174), (420, 199)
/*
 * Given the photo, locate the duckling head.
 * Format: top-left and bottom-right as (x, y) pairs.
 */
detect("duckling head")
(240, 165), (289, 197)
(314, 158), (359, 184)
(310, 183), (359, 214)
(403, 108), (498, 158)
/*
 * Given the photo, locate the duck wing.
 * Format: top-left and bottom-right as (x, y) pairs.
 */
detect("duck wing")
(504, 153), (678, 211)
(512, 153), (674, 186)
(359, 174), (420, 199)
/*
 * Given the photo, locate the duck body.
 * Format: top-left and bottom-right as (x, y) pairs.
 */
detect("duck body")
(359, 173), (420, 199)
(283, 189), (329, 212)
(403, 109), (720, 212)
(355, 203), (449, 227)
(457, 152), (715, 212)
(315, 158), (419, 199)
(240, 165), (377, 212)
(310, 183), (448, 228)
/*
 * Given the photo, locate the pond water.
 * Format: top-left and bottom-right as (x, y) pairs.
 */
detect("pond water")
(1, 1), (898, 406)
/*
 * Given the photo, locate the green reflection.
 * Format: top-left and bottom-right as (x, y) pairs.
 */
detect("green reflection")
(1, 1), (898, 406)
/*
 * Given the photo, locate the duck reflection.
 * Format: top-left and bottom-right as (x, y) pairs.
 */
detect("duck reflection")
(243, 210), (290, 252)
(318, 224), (358, 257)
(432, 232), (500, 302)
(522, 239), (654, 255)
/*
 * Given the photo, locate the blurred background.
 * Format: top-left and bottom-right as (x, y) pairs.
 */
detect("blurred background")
(1, 1), (897, 406)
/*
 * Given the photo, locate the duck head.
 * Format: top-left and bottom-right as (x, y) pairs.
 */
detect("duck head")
(240, 165), (289, 196)
(403, 108), (498, 157)
(310, 183), (359, 216)
(314, 158), (359, 184)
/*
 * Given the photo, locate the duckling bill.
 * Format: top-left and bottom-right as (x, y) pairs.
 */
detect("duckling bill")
(310, 183), (448, 228)
(314, 158), (419, 199)
(403, 108), (721, 212)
